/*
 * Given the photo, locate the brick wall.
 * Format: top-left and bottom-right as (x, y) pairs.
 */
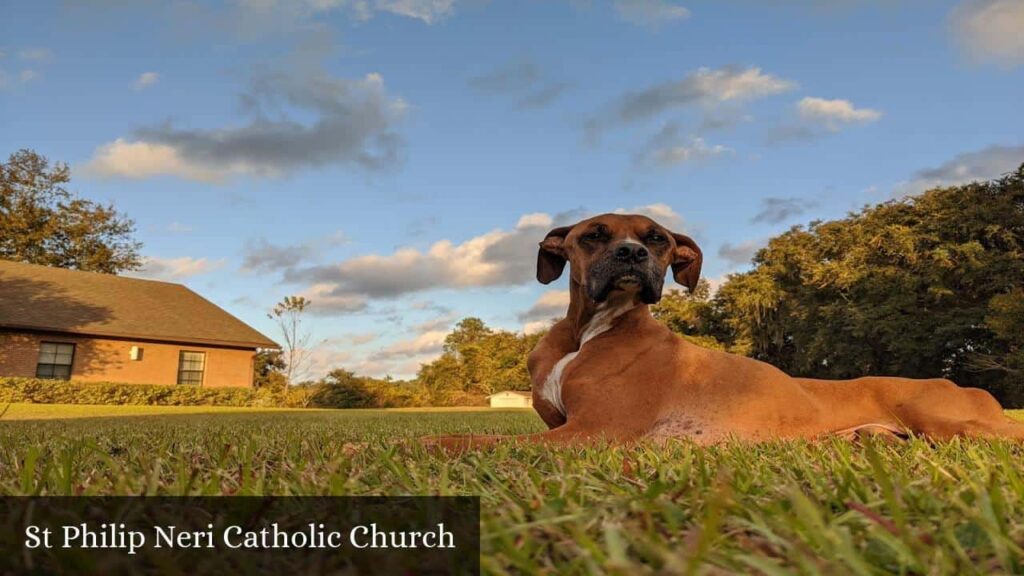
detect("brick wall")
(0, 330), (255, 388)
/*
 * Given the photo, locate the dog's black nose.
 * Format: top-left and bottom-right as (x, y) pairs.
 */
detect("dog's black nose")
(614, 243), (648, 263)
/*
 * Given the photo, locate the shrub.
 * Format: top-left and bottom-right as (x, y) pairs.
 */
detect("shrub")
(0, 377), (256, 407)
(0, 377), (491, 408)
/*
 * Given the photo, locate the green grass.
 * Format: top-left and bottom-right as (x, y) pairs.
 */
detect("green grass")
(0, 402), (514, 420)
(3, 404), (1024, 574)
(0, 402), (309, 420)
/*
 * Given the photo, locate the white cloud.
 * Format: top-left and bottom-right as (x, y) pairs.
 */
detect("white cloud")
(298, 283), (369, 315)
(348, 333), (380, 345)
(704, 275), (725, 295)
(374, 0), (456, 23)
(634, 122), (732, 167)
(133, 72), (160, 90)
(522, 321), (551, 335)
(516, 212), (554, 229)
(797, 97), (882, 131)
(287, 204), (690, 300)
(751, 196), (818, 224)
(322, 332), (380, 347)
(370, 330), (448, 360)
(950, 0), (1024, 66)
(0, 48), (50, 89)
(413, 314), (456, 334)
(287, 213), (556, 297)
(83, 138), (238, 182)
(520, 290), (569, 317)
(895, 144), (1024, 196)
(718, 239), (763, 267)
(130, 256), (225, 281)
(621, 67), (795, 122)
(227, 0), (459, 28)
(588, 66), (795, 139)
(613, 202), (686, 231)
(518, 290), (570, 333)
(683, 67), (794, 103)
(643, 137), (731, 167)
(305, 346), (356, 380)
(84, 69), (406, 183)
(614, 0), (690, 28)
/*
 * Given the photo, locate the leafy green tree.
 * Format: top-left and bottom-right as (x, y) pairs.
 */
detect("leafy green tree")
(304, 368), (425, 408)
(253, 350), (287, 391)
(973, 289), (1024, 403)
(443, 318), (492, 354)
(0, 149), (141, 273)
(442, 318), (494, 395)
(311, 369), (376, 408)
(651, 278), (728, 350)
(417, 353), (465, 404)
(713, 165), (1024, 404)
(417, 318), (543, 403)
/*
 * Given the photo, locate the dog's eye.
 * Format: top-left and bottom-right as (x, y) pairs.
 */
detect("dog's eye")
(647, 233), (667, 243)
(582, 231), (604, 241)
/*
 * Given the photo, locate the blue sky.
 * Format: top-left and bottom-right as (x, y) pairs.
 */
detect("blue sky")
(2, 0), (1022, 378)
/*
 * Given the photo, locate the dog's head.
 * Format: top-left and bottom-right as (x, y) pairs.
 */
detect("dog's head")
(536, 213), (702, 304)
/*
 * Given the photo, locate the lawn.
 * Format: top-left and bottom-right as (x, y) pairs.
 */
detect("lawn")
(2, 404), (1024, 574)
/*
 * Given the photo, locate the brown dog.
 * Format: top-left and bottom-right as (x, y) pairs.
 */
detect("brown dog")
(426, 213), (1024, 449)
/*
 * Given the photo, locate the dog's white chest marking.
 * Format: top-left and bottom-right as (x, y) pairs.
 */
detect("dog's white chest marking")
(540, 351), (578, 416)
(540, 300), (635, 417)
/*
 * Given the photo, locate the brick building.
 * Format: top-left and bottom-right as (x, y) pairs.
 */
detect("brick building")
(0, 260), (277, 388)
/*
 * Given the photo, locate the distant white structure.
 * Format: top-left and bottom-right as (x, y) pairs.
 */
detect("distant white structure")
(487, 391), (533, 408)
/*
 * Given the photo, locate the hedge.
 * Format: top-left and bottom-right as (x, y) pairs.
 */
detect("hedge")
(0, 377), (263, 407)
(0, 377), (491, 409)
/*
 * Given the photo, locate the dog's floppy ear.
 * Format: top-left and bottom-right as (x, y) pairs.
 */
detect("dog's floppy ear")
(537, 225), (573, 284)
(670, 233), (703, 293)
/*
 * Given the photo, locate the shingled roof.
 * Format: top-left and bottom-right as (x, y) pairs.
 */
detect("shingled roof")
(0, 259), (278, 349)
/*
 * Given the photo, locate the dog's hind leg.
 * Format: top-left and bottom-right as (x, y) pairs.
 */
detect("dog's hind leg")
(883, 380), (1024, 440)
(900, 413), (1024, 441)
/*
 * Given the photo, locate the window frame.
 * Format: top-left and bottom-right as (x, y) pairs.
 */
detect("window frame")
(176, 350), (207, 386)
(36, 341), (76, 380)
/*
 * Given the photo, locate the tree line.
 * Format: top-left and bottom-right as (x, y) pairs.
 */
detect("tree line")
(4, 149), (1023, 407)
(253, 318), (543, 408)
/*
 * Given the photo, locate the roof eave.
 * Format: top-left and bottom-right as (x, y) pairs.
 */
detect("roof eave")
(0, 323), (280, 350)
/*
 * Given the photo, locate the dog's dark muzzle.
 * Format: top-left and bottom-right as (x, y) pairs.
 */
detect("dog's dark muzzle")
(586, 247), (665, 304)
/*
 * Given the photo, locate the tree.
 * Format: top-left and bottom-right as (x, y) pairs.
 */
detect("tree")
(303, 368), (425, 408)
(311, 369), (376, 408)
(443, 317), (492, 354)
(417, 353), (465, 405)
(650, 278), (728, 350)
(417, 317), (542, 403)
(268, 296), (316, 384)
(709, 164), (1024, 404)
(0, 149), (141, 273)
(971, 289), (1024, 404)
(253, 349), (287, 391)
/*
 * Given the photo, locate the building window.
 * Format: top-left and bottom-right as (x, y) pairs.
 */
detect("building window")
(36, 342), (75, 380)
(177, 351), (206, 386)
